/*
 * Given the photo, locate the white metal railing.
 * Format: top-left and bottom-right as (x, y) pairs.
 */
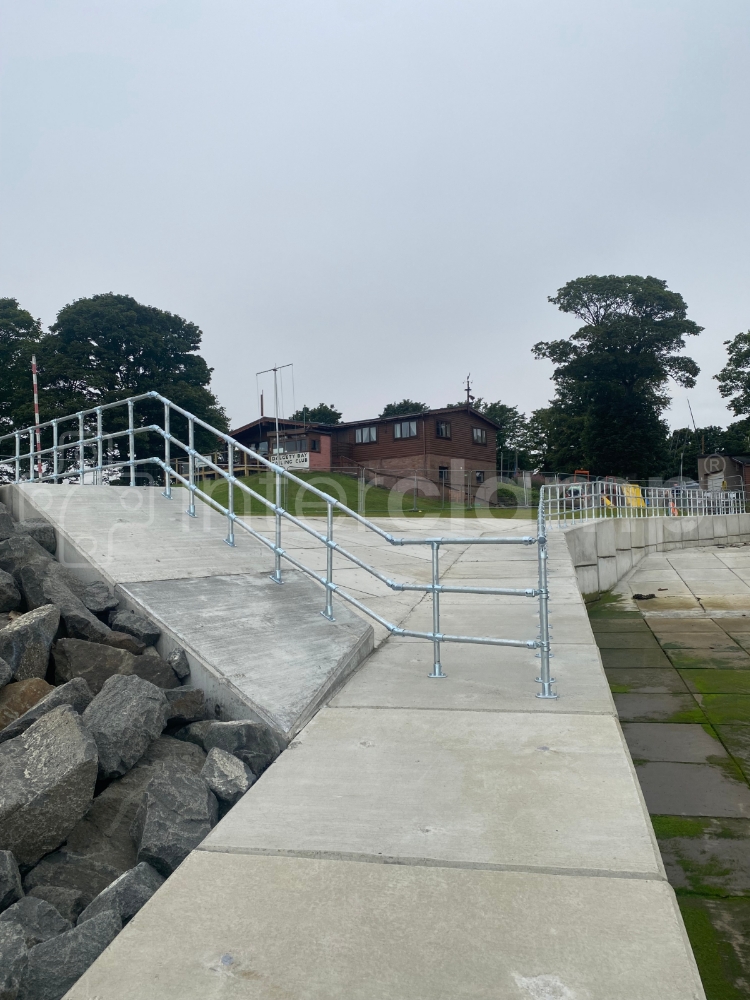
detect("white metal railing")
(542, 479), (746, 528)
(0, 392), (556, 699)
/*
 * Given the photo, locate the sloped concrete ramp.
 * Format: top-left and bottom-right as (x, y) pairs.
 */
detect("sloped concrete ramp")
(2, 484), (373, 738)
(57, 506), (704, 999)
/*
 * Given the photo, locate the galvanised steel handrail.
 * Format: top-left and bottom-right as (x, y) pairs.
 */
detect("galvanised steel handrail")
(542, 479), (746, 528)
(0, 392), (556, 699)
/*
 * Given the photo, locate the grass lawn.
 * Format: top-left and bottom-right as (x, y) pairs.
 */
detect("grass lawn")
(195, 471), (535, 519)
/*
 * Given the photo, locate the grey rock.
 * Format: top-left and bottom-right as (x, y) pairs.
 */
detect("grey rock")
(14, 521), (56, 556)
(0, 535), (53, 583)
(58, 736), (207, 885)
(17, 565), (48, 613)
(0, 657), (12, 691)
(19, 909), (121, 1000)
(26, 887), (85, 925)
(131, 762), (218, 876)
(77, 862), (164, 927)
(83, 675), (168, 780)
(41, 575), (111, 644)
(176, 719), (282, 776)
(0, 706), (98, 867)
(0, 851), (22, 913)
(0, 570), (21, 614)
(201, 746), (255, 807)
(80, 582), (117, 617)
(108, 610), (160, 647)
(53, 638), (179, 694)
(0, 920), (27, 1000)
(0, 896), (71, 948)
(0, 503), (15, 542)
(103, 631), (145, 655)
(22, 854), (121, 911)
(166, 647), (190, 681)
(0, 606), (60, 682)
(165, 687), (206, 726)
(0, 679), (94, 746)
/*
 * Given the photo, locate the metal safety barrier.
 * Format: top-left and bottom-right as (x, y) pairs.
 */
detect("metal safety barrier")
(541, 479), (746, 528)
(0, 392), (556, 699)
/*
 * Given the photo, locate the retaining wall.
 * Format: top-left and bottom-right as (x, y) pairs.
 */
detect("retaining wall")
(564, 512), (750, 600)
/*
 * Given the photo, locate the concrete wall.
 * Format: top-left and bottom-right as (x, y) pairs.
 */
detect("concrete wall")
(565, 512), (750, 599)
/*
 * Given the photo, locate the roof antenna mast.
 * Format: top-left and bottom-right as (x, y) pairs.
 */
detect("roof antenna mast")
(465, 374), (474, 407)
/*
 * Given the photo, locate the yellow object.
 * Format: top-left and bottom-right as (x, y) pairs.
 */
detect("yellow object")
(621, 484), (646, 508)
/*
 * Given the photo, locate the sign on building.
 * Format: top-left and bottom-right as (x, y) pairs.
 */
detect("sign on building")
(275, 452), (310, 470)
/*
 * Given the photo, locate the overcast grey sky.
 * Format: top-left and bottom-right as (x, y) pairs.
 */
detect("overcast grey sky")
(2, 0), (749, 430)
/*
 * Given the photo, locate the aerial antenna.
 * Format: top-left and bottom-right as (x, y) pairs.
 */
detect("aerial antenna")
(687, 399), (697, 433)
(465, 374), (474, 407)
(256, 363), (293, 456)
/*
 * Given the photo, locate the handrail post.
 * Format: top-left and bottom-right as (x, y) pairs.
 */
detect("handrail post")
(52, 421), (58, 484)
(162, 403), (172, 499)
(428, 541), (445, 677)
(78, 412), (85, 482)
(28, 430), (34, 482)
(96, 407), (103, 485)
(225, 441), (235, 547)
(186, 417), (196, 516)
(14, 431), (20, 483)
(536, 498), (557, 699)
(270, 469), (283, 583)
(127, 399), (135, 486)
(322, 501), (334, 619)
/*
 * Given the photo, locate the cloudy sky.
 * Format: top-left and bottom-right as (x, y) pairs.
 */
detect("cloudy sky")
(2, 0), (749, 430)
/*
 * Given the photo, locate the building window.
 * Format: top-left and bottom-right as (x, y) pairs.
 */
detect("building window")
(309, 439), (319, 452)
(472, 427), (487, 445)
(355, 426), (377, 444)
(439, 466), (449, 482)
(394, 420), (417, 439)
(436, 420), (451, 439)
(475, 470), (485, 483)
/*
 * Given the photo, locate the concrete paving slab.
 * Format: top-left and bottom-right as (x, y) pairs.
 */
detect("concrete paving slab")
(635, 762), (750, 817)
(667, 649), (750, 670)
(65, 852), (704, 1000)
(679, 896), (750, 987)
(600, 647), (674, 669)
(606, 668), (689, 693)
(649, 619), (728, 633)
(591, 619), (652, 633)
(715, 726), (750, 780)
(656, 634), (742, 650)
(678, 670), (750, 695)
(331, 637), (614, 714)
(595, 633), (664, 649)
(698, 694), (750, 726)
(654, 817), (750, 896)
(613, 693), (707, 723)
(203, 707), (662, 877)
(621, 723), (726, 763)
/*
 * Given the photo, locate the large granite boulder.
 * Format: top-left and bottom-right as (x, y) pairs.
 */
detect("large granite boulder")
(0, 679), (54, 732)
(83, 675), (168, 780)
(0, 678), (93, 746)
(14, 520), (56, 556)
(0, 657), (12, 691)
(26, 886), (85, 925)
(164, 687), (206, 726)
(109, 610), (159, 646)
(0, 919), (27, 999)
(103, 631), (145, 655)
(166, 646), (190, 681)
(176, 719), (282, 776)
(53, 639), (179, 694)
(0, 503), (15, 541)
(22, 853), (121, 911)
(80, 582), (118, 617)
(0, 569), (21, 613)
(40, 574), (112, 644)
(0, 850), (22, 913)
(0, 535), (53, 582)
(201, 747), (255, 808)
(131, 762), (218, 876)
(19, 909), (121, 1000)
(0, 606), (60, 682)
(0, 706), (98, 866)
(0, 895), (71, 948)
(77, 862), (164, 927)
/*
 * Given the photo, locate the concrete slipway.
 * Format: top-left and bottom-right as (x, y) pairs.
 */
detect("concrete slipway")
(5, 485), (704, 998)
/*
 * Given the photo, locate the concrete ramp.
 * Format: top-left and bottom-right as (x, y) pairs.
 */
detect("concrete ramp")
(2, 484), (373, 738)
(58, 510), (704, 999)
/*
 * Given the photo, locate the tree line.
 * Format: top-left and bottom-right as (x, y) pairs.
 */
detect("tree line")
(4, 277), (750, 482)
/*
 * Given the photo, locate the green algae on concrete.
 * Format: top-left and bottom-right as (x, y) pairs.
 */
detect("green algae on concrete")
(586, 591), (639, 619)
(680, 671), (750, 695)
(599, 647), (674, 669)
(679, 896), (750, 1000)
(667, 650), (750, 671)
(716, 727), (750, 782)
(605, 668), (689, 694)
(613, 692), (708, 723)
(590, 618), (652, 634)
(700, 696), (750, 727)
(656, 636), (742, 652)
(653, 816), (750, 897)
